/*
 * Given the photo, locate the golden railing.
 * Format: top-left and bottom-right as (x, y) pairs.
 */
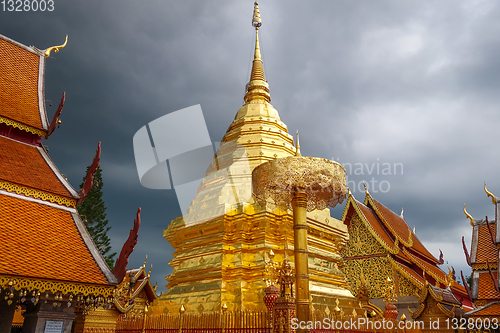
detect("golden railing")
(116, 310), (270, 333)
(309, 312), (423, 333)
(116, 311), (426, 333)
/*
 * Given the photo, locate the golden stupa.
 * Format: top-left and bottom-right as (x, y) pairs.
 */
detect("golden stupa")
(159, 2), (356, 315)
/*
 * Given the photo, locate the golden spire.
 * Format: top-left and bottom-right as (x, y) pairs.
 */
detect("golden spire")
(244, 2), (271, 104)
(295, 131), (302, 157)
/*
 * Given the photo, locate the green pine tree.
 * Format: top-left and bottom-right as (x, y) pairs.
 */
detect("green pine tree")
(77, 166), (116, 269)
(466, 273), (472, 288)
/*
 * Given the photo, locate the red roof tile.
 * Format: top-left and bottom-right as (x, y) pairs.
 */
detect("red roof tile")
(477, 272), (500, 300)
(355, 200), (395, 248)
(369, 197), (439, 263)
(0, 195), (110, 285)
(467, 302), (500, 316)
(0, 37), (46, 132)
(0, 136), (73, 198)
(475, 223), (498, 265)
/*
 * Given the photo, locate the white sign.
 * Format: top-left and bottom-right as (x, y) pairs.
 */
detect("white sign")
(44, 320), (63, 333)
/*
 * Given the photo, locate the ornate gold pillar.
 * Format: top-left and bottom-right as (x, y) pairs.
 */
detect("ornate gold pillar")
(252, 142), (348, 333)
(291, 186), (310, 327)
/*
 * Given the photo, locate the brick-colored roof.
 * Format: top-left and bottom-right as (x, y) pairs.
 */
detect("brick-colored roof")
(475, 223), (498, 265)
(369, 197), (439, 263)
(405, 249), (445, 280)
(467, 302), (500, 316)
(355, 200), (395, 248)
(0, 195), (110, 285)
(477, 272), (500, 300)
(0, 136), (73, 198)
(395, 261), (425, 285)
(0, 37), (45, 132)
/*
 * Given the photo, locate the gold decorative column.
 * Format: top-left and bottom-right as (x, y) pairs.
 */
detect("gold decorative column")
(292, 185), (310, 325)
(252, 138), (348, 332)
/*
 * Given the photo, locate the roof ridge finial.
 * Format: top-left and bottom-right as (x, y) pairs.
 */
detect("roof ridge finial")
(463, 204), (474, 226)
(44, 35), (68, 59)
(484, 182), (497, 205)
(244, 2), (271, 104)
(363, 181), (369, 194)
(295, 130), (302, 157)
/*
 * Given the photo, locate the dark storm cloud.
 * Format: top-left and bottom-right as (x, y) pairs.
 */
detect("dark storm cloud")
(1, 0), (499, 292)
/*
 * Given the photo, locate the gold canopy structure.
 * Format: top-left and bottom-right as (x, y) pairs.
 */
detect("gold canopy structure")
(252, 149), (348, 331)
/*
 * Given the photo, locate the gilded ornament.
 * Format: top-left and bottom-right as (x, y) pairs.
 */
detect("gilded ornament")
(44, 35), (68, 58)
(484, 182), (497, 204)
(252, 156), (347, 212)
(463, 203), (474, 226)
(0, 180), (77, 207)
(0, 116), (46, 137)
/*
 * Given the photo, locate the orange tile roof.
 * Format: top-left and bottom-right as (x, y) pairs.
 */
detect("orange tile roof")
(395, 261), (425, 285)
(0, 136), (73, 198)
(0, 195), (110, 285)
(0, 37), (45, 132)
(475, 223), (498, 265)
(404, 249), (447, 282)
(477, 272), (500, 300)
(369, 197), (438, 263)
(354, 200), (395, 248)
(467, 302), (500, 316)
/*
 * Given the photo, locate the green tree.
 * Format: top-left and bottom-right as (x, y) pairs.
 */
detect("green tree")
(77, 166), (116, 269)
(466, 273), (472, 288)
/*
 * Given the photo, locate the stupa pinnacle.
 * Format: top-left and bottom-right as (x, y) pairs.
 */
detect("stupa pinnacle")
(244, 2), (270, 104)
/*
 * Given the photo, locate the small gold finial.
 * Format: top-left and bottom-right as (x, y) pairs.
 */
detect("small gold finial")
(244, 2), (270, 104)
(363, 181), (368, 194)
(44, 35), (68, 58)
(143, 255), (148, 268)
(295, 131), (302, 157)
(463, 204), (474, 226)
(222, 303), (228, 312)
(252, 2), (262, 29)
(179, 305), (186, 314)
(484, 182), (497, 205)
(401, 313), (407, 321)
(371, 310), (376, 317)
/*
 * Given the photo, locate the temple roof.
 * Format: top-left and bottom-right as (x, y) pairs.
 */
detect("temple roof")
(0, 35), (49, 137)
(472, 221), (498, 265)
(365, 195), (438, 264)
(352, 198), (396, 250)
(464, 301), (500, 317)
(0, 194), (116, 286)
(463, 185), (500, 305)
(342, 192), (471, 307)
(477, 272), (500, 300)
(0, 33), (117, 299)
(411, 283), (465, 319)
(0, 135), (79, 204)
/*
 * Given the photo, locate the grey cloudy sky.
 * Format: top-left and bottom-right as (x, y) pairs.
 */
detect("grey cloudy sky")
(1, 0), (499, 293)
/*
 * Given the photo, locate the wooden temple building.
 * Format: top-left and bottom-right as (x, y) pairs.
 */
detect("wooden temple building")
(0, 33), (152, 332)
(0, 34), (119, 332)
(462, 184), (500, 319)
(340, 189), (473, 319)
